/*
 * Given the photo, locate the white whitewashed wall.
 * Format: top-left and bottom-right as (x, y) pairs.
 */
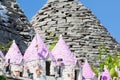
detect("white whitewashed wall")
(24, 59), (46, 75)
(62, 66), (74, 80)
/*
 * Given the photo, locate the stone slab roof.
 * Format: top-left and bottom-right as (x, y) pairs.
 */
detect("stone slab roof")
(0, 0), (34, 53)
(31, 0), (120, 66)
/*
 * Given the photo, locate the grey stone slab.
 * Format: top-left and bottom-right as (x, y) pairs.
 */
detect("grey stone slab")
(30, 0), (120, 67)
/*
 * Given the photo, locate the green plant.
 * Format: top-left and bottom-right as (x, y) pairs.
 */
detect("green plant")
(93, 39), (120, 78)
(0, 41), (12, 53)
(97, 39), (108, 71)
(49, 36), (59, 51)
(49, 43), (56, 51)
(0, 75), (6, 80)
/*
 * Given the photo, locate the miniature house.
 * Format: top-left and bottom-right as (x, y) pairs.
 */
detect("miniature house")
(51, 35), (77, 80)
(5, 40), (23, 76)
(23, 33), (51, 79)
(23, 34), (78, 80)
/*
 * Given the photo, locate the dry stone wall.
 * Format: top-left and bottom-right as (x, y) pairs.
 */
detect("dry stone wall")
(31, 0), (120, 66)
(0, 0), (34, 53)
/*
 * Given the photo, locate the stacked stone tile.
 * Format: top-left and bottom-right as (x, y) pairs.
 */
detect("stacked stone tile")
(0, 0), (34, 53)
(31, 0), (120, 66)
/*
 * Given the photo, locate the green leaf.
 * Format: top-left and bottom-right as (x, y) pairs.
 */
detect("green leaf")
(0, 41), (12, 53)
(92, 68), (99, 77)
(100, 63), (104, 70)
(4, 41), (12, 48)
(49, 43), (56, 51)
(110, 68), (118, 78)
(117, 62), (120, 69)
(98, 53), (102, 60)
(54, 36), (59, 41)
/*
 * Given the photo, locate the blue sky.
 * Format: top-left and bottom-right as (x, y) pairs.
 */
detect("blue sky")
(17, 0), (120, 43)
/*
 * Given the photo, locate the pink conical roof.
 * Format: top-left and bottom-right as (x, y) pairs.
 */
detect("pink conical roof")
(24, 33), (49, 62)
(5, 40), (23, 64)
(82, 59), (95, 79)
(101, 66), (111, 80)
(0, 50), (4, 60)
(51, 35), (77, 66)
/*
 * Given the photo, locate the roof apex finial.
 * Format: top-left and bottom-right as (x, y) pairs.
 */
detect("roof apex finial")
(13, 40), (15, 43)
(59, 34), (63, 38)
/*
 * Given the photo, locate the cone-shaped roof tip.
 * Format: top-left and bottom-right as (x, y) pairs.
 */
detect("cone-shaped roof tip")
(101, 66), (111, 80)
(5, 40), (23, 64)
(24, 33), (49, 62)
(13, 40), (15, 43)
(51, 34), (77, 66)
(59, 34), (62, 38)
(82, 59), (95, 78)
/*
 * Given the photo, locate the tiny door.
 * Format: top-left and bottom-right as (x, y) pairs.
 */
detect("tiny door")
(75, 69), (82, 80)
(46, 61), (51, 76)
